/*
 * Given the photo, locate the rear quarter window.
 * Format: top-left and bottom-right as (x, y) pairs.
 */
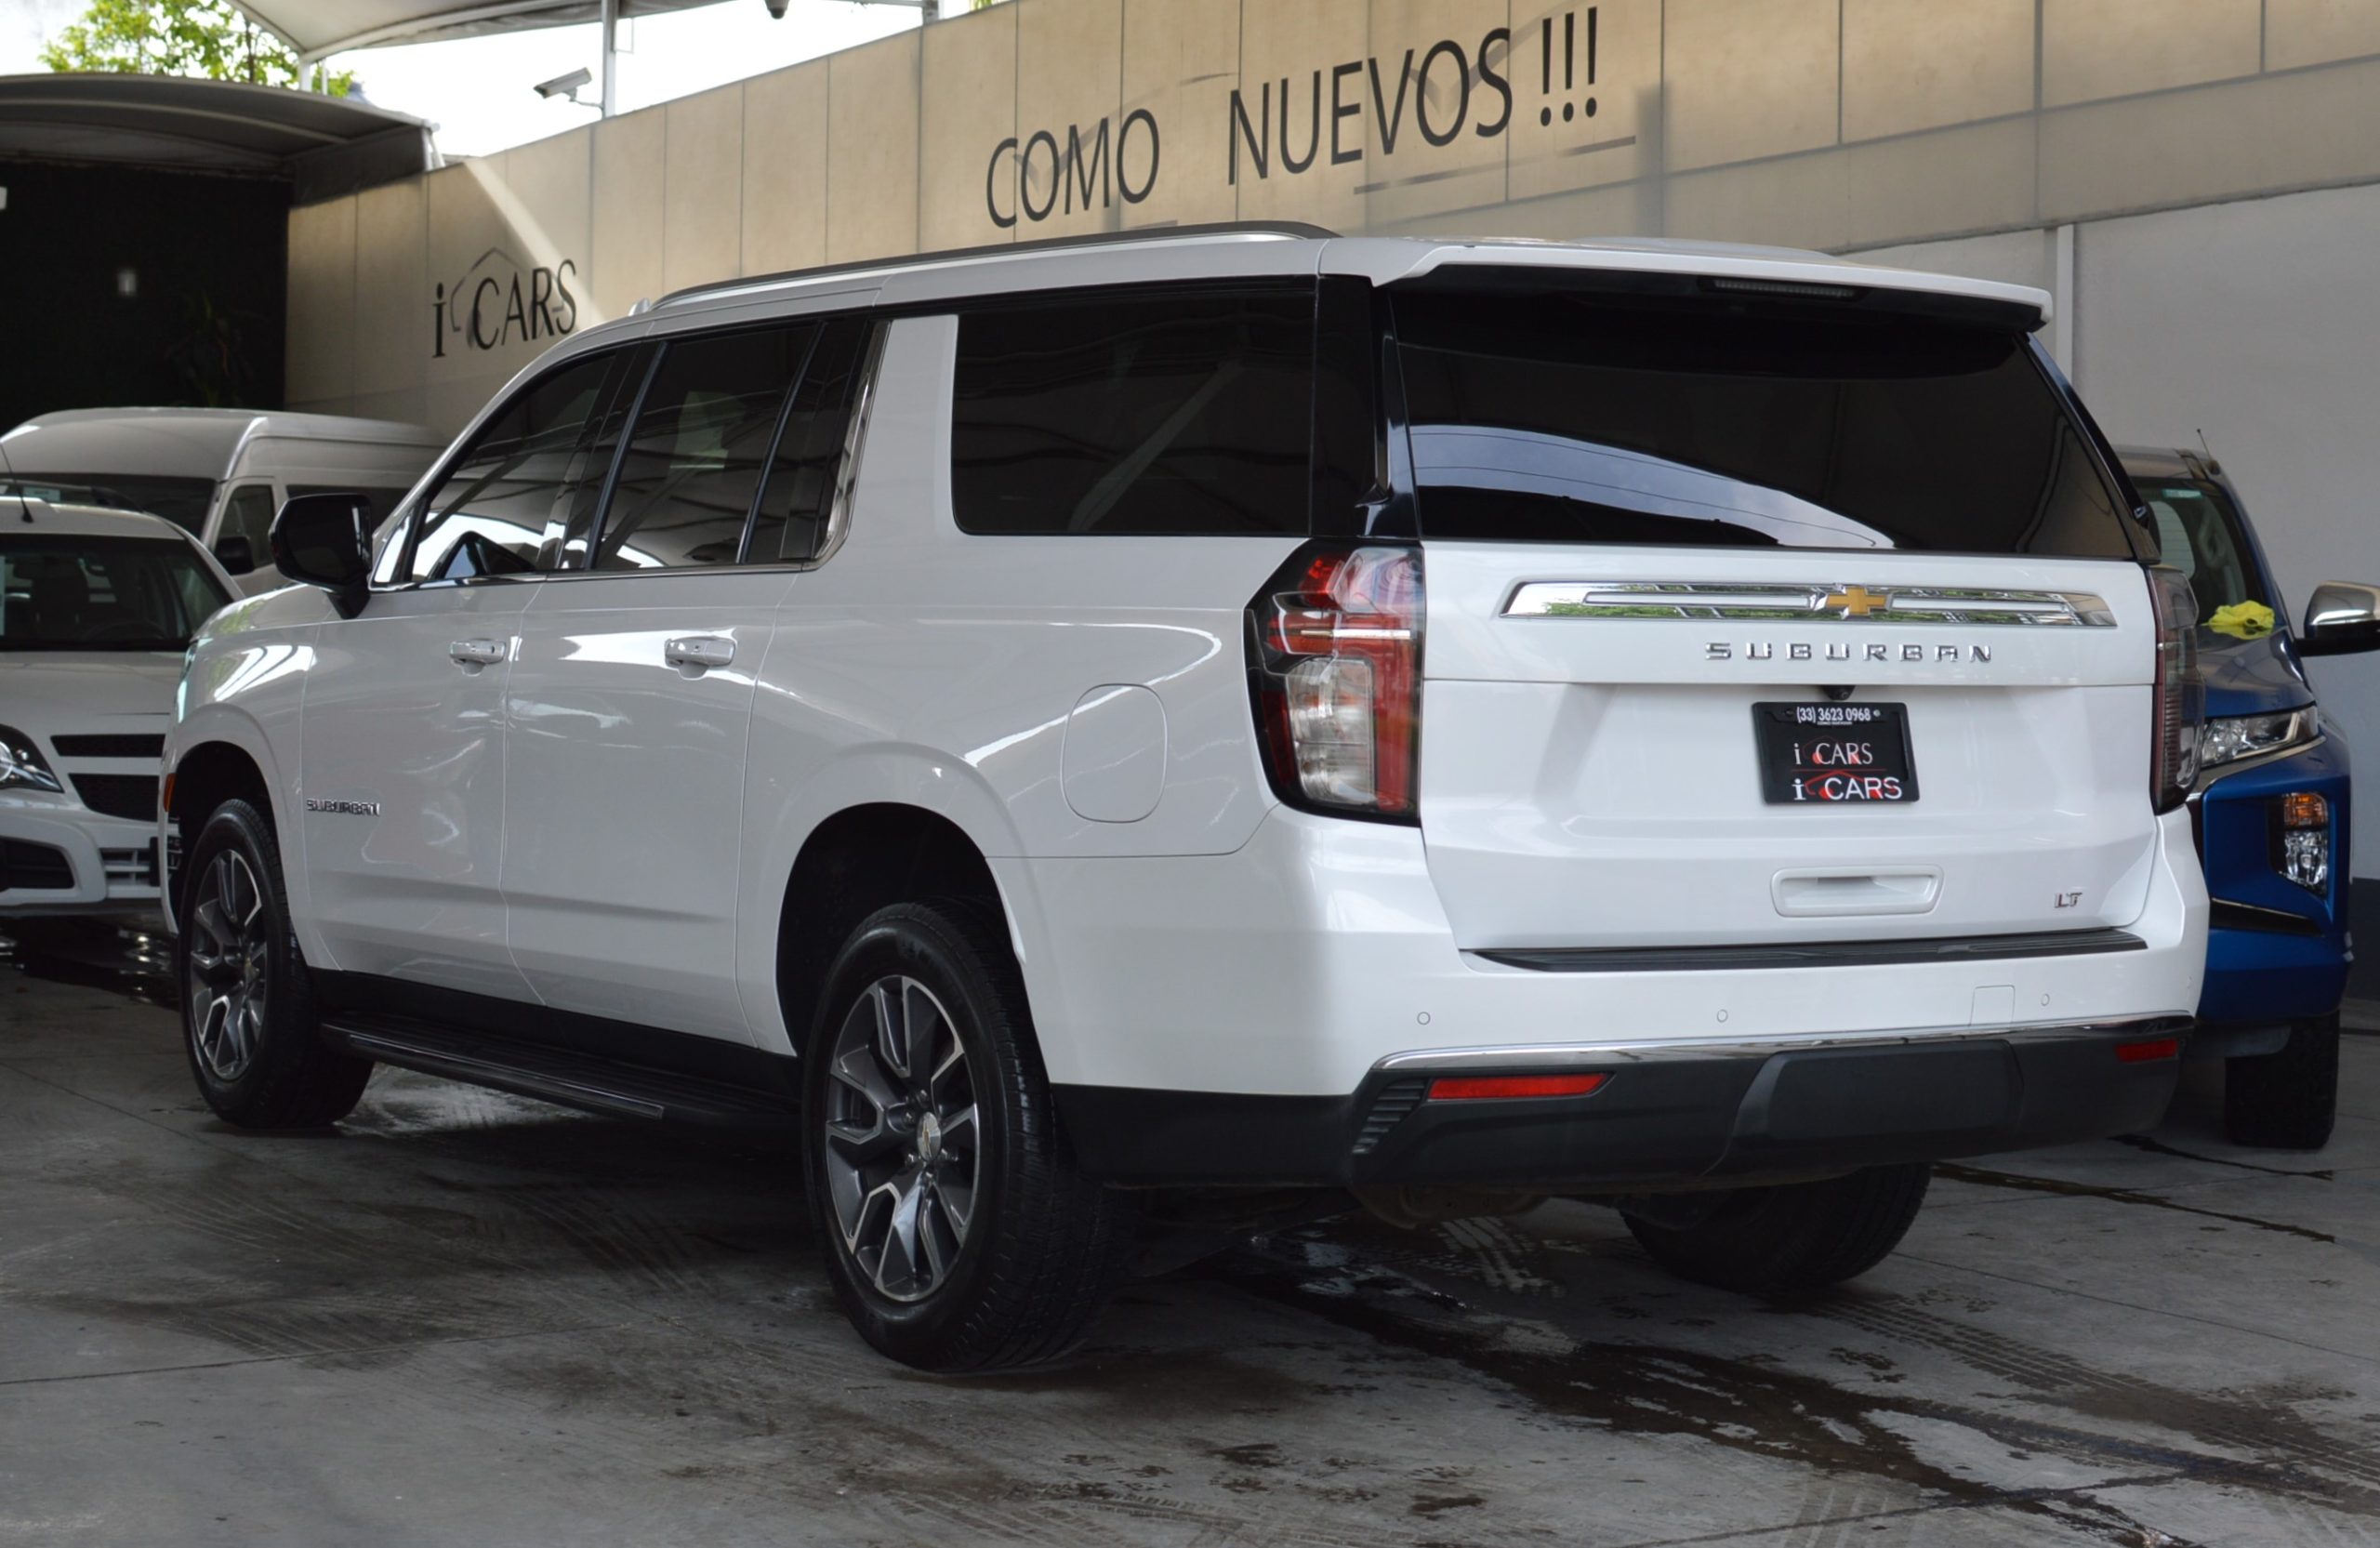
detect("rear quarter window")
(950, 289), (1315, 536)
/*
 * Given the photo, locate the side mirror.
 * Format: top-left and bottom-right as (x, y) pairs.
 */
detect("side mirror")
(211, 534), (256, 574)
(2299, 582), (2380, 657)
(270, 492), (372, 614)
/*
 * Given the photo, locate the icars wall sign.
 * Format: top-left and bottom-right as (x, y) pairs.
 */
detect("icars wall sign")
(432, 245), (580, 358)
(985, 6), (1606, 231)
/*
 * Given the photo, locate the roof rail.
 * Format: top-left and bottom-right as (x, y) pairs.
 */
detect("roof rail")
(654, 220), (1339, 310)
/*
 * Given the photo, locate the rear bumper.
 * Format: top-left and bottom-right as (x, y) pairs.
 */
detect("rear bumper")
(1001, 805), (2205, 1098)
(1056, 1017), (2189, 1187)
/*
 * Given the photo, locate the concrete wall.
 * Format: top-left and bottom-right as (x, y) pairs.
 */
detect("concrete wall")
(286, 0), (2380, 434)
(285, 0), (2380, 880)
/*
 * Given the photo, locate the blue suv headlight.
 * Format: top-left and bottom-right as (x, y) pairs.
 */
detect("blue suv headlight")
(2200, 707), (2320, 775)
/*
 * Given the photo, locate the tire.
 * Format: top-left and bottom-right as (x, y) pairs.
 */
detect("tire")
(1622, 1163), (1931, 1297)
(800, 901), (1134, 1371)
(2225, 1012), (2338, 1150)
(177, 799), (373, 1129)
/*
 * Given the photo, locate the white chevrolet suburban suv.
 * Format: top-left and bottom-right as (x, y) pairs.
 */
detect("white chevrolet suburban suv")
(162, 227), (2207, 1370)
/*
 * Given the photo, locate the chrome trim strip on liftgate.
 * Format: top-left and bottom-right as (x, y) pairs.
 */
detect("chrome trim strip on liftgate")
(1501, 581), (2118, 627)
(1371, 1013), (2192, 1073)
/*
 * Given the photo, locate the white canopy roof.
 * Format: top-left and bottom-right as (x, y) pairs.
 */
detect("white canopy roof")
(0, 73), (433, 196)
(233, 0), (734, 60)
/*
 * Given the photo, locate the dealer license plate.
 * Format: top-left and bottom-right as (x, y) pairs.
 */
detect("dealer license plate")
(1752, 702), (1919, 805)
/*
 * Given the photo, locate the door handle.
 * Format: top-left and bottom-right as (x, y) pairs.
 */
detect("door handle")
(449, 638), (508, 668)
(665, 636), (736, 674)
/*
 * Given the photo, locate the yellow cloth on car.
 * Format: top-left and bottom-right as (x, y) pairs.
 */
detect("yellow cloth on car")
(2208, 601), (2276, 639)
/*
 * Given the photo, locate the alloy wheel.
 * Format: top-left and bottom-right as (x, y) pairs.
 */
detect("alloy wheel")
(185, 850), (270, 1081)
(820, 974), (980, 1303)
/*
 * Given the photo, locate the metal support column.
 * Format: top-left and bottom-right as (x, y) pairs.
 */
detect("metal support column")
(600, 0), (619, 117)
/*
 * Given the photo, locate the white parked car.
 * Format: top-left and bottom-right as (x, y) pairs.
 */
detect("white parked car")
(162, 228), (2208, 1369)
(1, 408), (441, 593)
(3, 500), (234, 941)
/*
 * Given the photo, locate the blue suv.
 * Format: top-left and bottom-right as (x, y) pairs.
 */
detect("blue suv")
(2122, 448), (2380, 1147)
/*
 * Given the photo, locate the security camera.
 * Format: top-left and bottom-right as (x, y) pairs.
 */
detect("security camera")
(762, 0), (788, 17)
(533, 66), (593, 100)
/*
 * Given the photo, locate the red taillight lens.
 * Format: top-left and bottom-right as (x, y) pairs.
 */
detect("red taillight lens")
(2115, 1037), (2180, 1064)
(1428, 1073), (1609, 1101)
(1249, 545), (1424, 819)
(2147, 566), (2203, 814)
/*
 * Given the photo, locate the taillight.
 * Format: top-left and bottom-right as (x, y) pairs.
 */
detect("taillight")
(1248, 545), (1424, 820)
(2147, 567), (2202, 814)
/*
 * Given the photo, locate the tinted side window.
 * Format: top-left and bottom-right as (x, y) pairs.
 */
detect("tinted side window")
(2136, 476), (2269, 623)
(218, 483), (276, 557)
(951, 290), (1315, 536)
(1394, 291), (2137, 557)
(594, 324), (816, 571)
(406, 351), (627, 582)
(748, 317), (872, 564)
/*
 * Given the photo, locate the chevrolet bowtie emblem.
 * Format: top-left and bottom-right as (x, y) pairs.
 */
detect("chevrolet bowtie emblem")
(1821, 585), (1892, 618)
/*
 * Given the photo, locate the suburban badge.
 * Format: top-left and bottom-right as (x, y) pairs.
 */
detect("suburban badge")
(1706, 641), (1992, 663)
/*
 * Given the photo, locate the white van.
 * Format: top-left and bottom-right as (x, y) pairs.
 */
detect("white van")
(0, 409), (441, 592)
(163, 227), (2208, 1370)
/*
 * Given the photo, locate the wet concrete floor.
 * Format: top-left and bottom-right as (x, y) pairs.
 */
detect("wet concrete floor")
(5, 927), (2380, 1546)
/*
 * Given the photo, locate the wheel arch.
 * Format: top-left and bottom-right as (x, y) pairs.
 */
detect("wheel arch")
(165, 716), (288, 930)
(770, 800), (1025, 1064)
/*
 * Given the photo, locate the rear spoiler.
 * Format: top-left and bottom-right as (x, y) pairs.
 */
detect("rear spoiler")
(1384, 261), (2047, 335)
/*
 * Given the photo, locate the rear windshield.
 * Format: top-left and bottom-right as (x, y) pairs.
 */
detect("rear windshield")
(1393, 292), (2142, 557)
(0, 535), (231, 651)
(3, 474), (218, 534)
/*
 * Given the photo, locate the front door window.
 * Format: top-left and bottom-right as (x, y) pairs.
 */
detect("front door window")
(217, 483), (277, 569)
(404, 349), (640, 582)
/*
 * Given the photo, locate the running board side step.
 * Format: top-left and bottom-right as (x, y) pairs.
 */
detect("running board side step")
(320, 1013), (797, 1131)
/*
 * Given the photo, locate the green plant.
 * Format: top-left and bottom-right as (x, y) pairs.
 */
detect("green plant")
(165, 289), (257, 409)
(41, 0), (357, 94)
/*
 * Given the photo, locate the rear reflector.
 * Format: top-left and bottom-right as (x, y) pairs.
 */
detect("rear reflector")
(2115, 1037), (2181, 1064)
(1427, 1073), (1609, 1101)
